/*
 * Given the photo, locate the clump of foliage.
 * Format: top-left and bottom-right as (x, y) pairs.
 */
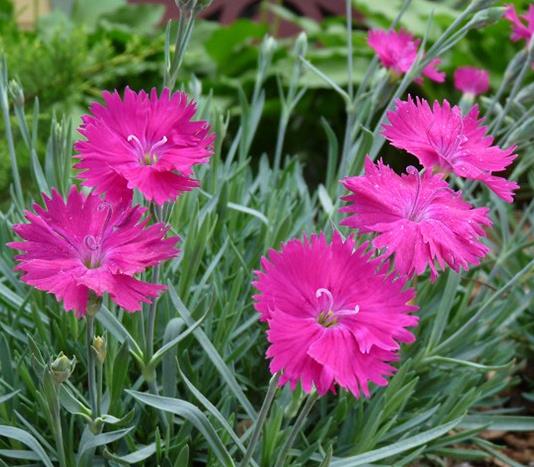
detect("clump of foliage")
(0, 0), (533, 466)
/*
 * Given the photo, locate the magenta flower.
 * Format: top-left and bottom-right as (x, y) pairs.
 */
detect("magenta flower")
(383, 97), (519, 203)
(367, 29), (445, 83)
(341, 158), (492, 279)
(8, 187), (179, 317)
(253, 233), (418, 398)
(454, 66), (490, 96)
(504, 4), (534, 43)
(75, 87), (215, 205)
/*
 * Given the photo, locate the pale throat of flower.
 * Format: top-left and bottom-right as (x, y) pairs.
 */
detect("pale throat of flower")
(315, 287), (359, 328)
(127, 134), (168, 165)
(406, 166), (423, 221)
(425, 118), (467, 167)
(82, 201), (113, 269)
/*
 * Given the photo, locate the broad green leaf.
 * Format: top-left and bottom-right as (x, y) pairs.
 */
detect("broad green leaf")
(168, 284), (257, 420)
(460, 415), (534, 432)
(77, 426), (134, 461)
(110, 443), (157, 464)
(330, 418), (462, 466)
(0, 390), (19, 405)
(127, 390), (235, 467)
(177, 364), (248, 455)
(0, 425), (53, 467)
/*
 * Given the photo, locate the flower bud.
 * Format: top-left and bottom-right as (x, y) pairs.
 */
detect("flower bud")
(293, 32), (308, 60)
(467, 7), (505, 29)
(8, 80), (24, 108)
(50, 352), (76, 384)
(260, 35), (277, 66)
(92, 336), (107, 364)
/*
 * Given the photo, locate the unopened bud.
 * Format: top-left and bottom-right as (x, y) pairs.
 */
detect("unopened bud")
(175, 0), (212, 14)
(467, 7), (505, 29)
(470, 0), (497, 11)
(294, 32), (308, 59)
(8, 80), (24, 107)
(260, 35), (277, 63)
(50, 352), (76, 384)
(92, 336), (107, 364)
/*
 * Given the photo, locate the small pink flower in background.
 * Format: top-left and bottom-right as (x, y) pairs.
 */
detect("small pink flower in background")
(504, 4), (534, 42)
(454, 66), (490, 96)
(253, 233), (418, 398)
(383, 96), (518, 203)
(367, 29), (445, 83)
(8, 187), (179, 317)
(341, 158), (492, 279)
(75, 87), (215, 206)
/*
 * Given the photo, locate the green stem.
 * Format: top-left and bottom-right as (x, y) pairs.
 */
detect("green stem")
(145, 203), (163, 368)
(52, 395), (68, 467)
(345, 0), (354, 100)
(96, 360), (103, 419)
(273, 113), (289, 174)
(0, 59), (24, 207)
(273, 392), (319, 467)
(86, 314), (97, 421)
(240, 373), (280, 467)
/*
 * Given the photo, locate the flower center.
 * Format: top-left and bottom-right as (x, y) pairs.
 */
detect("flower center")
(406, 166), (423, 221)
(425, 117), (467, 166)
(81, 202), (113, 269)
(315, 288), (359, 328)
(82, 235), (102, 268)
(127, 134), (168, 165)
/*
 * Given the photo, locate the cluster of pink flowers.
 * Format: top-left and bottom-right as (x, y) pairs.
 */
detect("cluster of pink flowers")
(10, 88), (214, 317)
(368, 28), (492, 97)
(252, 25), (520, 399)
(10, 14), (522, 403)
(367, 29), (445, 84)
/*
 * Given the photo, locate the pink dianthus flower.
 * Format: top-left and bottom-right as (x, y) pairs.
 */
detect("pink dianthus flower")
(8, 187), (179, 317)
(341, 158), (492, 279)
(504, 4), (534, 43)
(367, 29), (445, 83)
(383, 97), (518, 203)
(454, 66), (490, 96)
(253, 232), (418, 398)
(75, 87), (214, 205)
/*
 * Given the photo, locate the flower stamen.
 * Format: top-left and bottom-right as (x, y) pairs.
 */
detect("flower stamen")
(406, 166), (423, 221)
(127, 134), (167, 165)
(315, 288), (359, 327)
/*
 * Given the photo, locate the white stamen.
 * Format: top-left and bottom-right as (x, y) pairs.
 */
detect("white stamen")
(98, 201), (113, 233)
(315, 288), (334, 311)
(127, 134), (144, 153)
(84, 234), (98, 251)
(336, 305), (360, 316)
(150, 135), (168, 153)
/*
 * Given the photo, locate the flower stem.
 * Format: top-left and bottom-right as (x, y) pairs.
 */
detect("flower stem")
(96, 359), (103, 419)
(145, 203), (163, 372)
(52, 394), (68, 467)
(86, 313), (98, 421)
(240, 373), (280, 467)
(273, 391), (319, 467)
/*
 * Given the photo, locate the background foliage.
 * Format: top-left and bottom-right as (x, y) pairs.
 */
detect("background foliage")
(0, 0), (533, 465)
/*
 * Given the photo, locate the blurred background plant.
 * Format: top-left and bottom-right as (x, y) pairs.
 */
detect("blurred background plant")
(1, 0), (532, 200)
(0, 0), (533, 466)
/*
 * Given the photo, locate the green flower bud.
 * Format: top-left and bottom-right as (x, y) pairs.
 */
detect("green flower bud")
(8, 80), (24, 108)
(50, 352), (76, 384)
(92, 336), (107, 364)
(467, 7), (505, 29)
